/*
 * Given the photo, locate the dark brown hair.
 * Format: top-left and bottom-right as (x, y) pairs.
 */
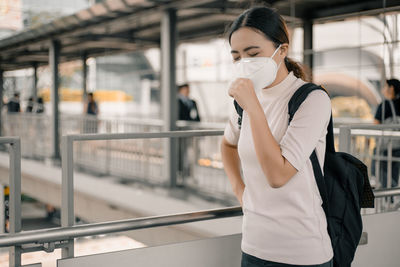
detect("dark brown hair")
(228, 7), (307, 80)
(387, 79), (400, 97)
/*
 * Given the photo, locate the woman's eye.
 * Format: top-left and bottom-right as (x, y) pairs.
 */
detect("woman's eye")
(233, 57), (240, 62)
(249, 53), (259, 57)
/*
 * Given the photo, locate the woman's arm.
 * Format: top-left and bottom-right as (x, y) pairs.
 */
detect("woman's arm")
(246, 104), (297, 188)
(229, 78), (296, 188)
(221, 137), (245, 205)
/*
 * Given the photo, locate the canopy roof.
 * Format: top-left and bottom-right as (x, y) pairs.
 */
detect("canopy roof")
(0, 0), (399, 71)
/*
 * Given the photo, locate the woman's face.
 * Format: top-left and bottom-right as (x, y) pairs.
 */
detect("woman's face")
(230, 27), (287, 64)
(382, 83), (395, 100)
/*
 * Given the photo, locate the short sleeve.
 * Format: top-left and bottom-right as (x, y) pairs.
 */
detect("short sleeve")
(224, 110), (241, 146)
(280, 91), (331, 171)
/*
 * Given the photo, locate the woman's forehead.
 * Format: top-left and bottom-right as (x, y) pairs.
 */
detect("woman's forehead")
(230, 27), (273, 49)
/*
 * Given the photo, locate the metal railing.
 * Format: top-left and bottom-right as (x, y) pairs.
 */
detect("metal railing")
(2, 114), (234, 201)
(338, 124), (400, 189)
(1, 126), (400, 266)
(4, 113), (400, 201)
(0, 206), (243, 248)
(0, 137), (21, 266)
(60, 130), (224, 259)
(0, 187), (397, 267)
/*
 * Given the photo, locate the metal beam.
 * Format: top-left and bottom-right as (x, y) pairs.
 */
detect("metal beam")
(312, 0), (400, 21)
(303, 19), (313, 80)
(50, 40), (61, 160)
(161, 8), (178, 188)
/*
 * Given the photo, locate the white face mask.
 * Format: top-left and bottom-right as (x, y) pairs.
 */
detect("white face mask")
(233, 45), (282, 94)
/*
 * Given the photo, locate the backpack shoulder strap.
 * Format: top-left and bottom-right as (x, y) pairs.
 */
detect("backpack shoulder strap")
(288, 83), (333, 217)
(234, 100), (243, 128)
(288, 83), (335, 153)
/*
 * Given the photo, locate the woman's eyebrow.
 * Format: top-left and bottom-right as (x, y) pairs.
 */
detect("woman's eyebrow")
(243, 46), (260, 52)
(230, 46), (260, 54)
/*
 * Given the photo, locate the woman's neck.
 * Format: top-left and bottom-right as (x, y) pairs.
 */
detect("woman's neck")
(267, 65), (290, 88)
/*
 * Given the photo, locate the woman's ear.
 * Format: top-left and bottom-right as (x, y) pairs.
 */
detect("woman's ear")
(279, 43), (289, 58)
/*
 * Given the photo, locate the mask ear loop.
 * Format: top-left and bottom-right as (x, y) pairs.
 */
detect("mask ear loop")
(272, 44), (282, 69)
(271, 44), (282, 58)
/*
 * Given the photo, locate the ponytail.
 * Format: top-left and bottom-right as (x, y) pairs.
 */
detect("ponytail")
(284, 57), (310, 82)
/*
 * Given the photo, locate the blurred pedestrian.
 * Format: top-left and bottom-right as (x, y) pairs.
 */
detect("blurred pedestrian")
(84, 92), (99, 133)
(372, 79), (400, 188)
(177, 84), (201, 184)
(35, 97), (45, 114)
(177, 84), (200, 121)
(7, 93), (20, 113)
(26, 97), (34, 113)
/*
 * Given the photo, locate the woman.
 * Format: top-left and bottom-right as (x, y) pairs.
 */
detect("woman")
(221, 7), (333, 267)
(373, 79), (400, 188)
(374, 79), (400, 124)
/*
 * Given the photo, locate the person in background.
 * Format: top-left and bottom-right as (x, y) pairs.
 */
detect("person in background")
(177, 84), (201, 184)
(177, 84), (201, 121)
(373, 79), (400, 189)
(26, 97), (34, 113)
(7, 93), (21, 113)
(84, 92), (99, 133)
(86, 92), (99, 116)
(374, 79), (400, 124)
(35, 97), (45, 114)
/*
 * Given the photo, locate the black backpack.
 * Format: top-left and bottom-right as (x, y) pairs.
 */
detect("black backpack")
(234, 83), (375, 267)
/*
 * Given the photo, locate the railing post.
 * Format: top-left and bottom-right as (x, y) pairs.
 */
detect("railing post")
(387, 140), (393, 188)
(61, 136), (74, 258)
(339, 125), (351, 153)
(9, 139), (21, 267)
(105, 120), (111, 175)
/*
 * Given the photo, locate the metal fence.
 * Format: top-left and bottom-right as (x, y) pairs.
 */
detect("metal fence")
(3, 114), (400, 204)
(2, 114), (234, 201)
(1, 129), (400, 266)
(338, 124), (400, 190)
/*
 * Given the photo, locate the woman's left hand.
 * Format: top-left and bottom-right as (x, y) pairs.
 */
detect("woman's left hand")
(228, 78), (259, 112)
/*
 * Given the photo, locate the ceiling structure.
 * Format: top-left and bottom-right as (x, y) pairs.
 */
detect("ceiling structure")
(0, 0), (399, 71)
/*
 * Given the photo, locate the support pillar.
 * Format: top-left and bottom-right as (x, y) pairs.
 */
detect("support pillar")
(50, 40), (61, 160)
(0, 69), (3, 137)
(82, 53), (88, 112)
(303, 19), (313, 81)
(161, 9), (178, 188)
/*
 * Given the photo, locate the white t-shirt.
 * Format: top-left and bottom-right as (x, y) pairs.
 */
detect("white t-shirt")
(224, 72), (333, 265)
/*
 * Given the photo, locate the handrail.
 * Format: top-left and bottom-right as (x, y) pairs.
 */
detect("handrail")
(0, 206), (243, 248)
(373, 187), (400, 198)
(66, 130), (224, 141)
(0, 186), (398, 249)
(339, 124), (400, 130)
